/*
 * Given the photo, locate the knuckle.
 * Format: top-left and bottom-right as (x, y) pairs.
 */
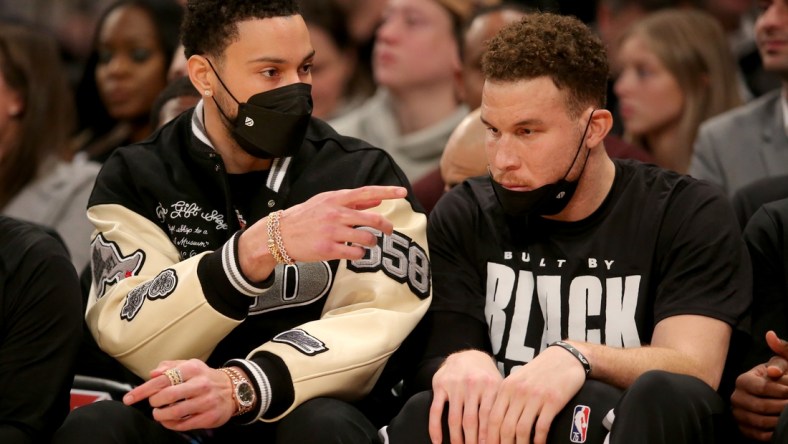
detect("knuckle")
(314, 240), (334, 256)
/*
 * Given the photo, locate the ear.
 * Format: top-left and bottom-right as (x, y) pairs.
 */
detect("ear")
(585, 108), (613, 149)
(187, 55), (213, 98)
(7, 91), (23, 118)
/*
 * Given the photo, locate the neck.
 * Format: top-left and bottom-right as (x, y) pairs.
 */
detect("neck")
(202, 100), (272, 173)
(388, 81), (460, 135)
(545, 147), (615, 222)
(644, 124), (688, 173)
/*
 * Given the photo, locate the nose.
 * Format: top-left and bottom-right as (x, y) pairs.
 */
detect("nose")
(489, 135), (520, 172)
(376, 14), (400, 45)
(757, 2), (788, 33)
(613, 70), (631, 98)
(103, 54), (131, 77)
(282, 70), (303, 86)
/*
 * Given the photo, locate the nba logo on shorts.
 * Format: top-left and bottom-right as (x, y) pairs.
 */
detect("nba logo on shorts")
(570, 405), (590, 443)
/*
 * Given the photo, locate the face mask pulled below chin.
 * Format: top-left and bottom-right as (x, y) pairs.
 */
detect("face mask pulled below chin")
(230, 82), (313, 159)
(490, 176), (579, 218)
(489, 109), (595, 218)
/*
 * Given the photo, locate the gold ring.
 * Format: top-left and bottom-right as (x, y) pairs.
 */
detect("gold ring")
(164, 368), (183, 386)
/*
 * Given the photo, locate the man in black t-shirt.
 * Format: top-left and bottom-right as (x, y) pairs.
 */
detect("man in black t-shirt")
(384, 12), (751, 444)
(0, 217), (82, 443)
(731, 198), (788, 442)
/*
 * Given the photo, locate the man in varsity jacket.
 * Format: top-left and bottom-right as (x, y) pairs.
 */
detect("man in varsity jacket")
(384, 12), (750, 444)
(53, 1), (430, 443)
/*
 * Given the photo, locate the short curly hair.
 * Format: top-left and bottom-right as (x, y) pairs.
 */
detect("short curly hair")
(182, 0), (300, 59)
(482, 13), (608, 118)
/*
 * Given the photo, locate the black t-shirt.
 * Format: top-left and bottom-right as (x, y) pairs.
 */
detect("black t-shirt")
(0, 217), (82, 443)
(427, 160), (751, 375)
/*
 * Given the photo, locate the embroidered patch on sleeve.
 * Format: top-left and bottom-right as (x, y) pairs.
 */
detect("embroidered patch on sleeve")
(347, 228), (430, 299)
(272, 329), (328, 356)
(91, 234), (145, 299)
(121, 269), (178, 321)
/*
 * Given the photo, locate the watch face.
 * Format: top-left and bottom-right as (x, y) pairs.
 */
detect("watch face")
(237, 382), (255, 406)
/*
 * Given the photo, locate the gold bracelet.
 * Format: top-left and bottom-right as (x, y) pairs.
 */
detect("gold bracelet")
(266, 210), (295, 265)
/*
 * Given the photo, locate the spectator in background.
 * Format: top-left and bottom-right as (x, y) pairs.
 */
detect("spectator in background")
(0, 21), (99, 272)
(149, 75), (200, 130)
(300, 0), (371, 120)
(331, 0), (496, 183)
(0, 216), (82, 444)
(614, 8), (741, 173)
(730, 197), (788, 442)
(459, 2), (533, 111)
(595, 0), (700, 136)
(690, 0), (788, 197)
(439, 108), (487, 190)
(702, 0), (780, 99)
(73, 0), (183, 163)
(334, 0), (387, 96)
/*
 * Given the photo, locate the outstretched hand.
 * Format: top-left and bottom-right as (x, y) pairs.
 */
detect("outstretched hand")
(239, 185), (407, 281)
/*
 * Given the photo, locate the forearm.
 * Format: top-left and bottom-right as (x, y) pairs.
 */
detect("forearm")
(87, 205), (263, 377)
(568, 341), (716, 389)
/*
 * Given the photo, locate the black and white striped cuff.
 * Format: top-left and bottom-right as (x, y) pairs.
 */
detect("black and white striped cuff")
(222, 231), (270, 297)
(226, 358), (272, 424)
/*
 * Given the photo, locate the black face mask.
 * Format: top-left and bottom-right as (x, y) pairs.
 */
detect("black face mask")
(490, 110), (596, 218)
(207, 59), (313, 159)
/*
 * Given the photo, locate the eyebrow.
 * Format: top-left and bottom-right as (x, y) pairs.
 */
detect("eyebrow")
(480, 115), (543, 127)
(247, 50), (316, 65)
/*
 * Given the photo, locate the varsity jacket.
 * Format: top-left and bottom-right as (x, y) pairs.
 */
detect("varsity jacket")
(85, 102), (431, 422)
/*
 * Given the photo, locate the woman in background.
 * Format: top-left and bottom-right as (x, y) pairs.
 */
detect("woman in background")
(614, 8), (741, 174)
(0, 21), (99, 272)
(74, 0), (183, 162)
(300, 0), (372, 120)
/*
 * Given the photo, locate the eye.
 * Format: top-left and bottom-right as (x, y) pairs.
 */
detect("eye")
(300, 63), (313, 75)
(635, 64), (654, 79)
(403, 13), (427, 28)
(486, 126), (500, 137)
(516, 128), (533, 136)
(261, 68), (278, 78)
(97, 49), (113, 65)
(130, 48), (152, 63)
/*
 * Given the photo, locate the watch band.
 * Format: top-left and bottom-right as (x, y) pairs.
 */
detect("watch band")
(219, 367), (256, 416)
(549, 340), (592, 376)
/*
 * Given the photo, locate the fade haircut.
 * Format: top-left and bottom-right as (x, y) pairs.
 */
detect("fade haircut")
(482, 12), (608, 118)
(182, 0), (300, 59)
